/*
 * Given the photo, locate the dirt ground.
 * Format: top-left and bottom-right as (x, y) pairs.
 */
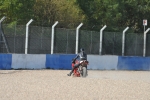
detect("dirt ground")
(0, 70), (150, 100)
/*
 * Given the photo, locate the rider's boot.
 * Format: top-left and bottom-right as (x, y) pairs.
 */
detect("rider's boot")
(67, 72), (72, 76)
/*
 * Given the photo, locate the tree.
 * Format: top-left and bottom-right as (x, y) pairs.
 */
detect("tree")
(0, 0), (35, 24)
(76, 0), (150, 32)
(33, 0), (85, 28)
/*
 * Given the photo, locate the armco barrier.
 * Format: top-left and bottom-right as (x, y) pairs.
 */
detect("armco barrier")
(0, 54), (12, 70)
(117, 56), (150, 70)
(87, 55), (118, 70)
(46, 54), (76, 70)
(11, 54), (46, 69)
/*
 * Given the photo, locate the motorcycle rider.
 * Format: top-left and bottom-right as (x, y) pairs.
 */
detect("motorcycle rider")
(67, 48), (87, 76)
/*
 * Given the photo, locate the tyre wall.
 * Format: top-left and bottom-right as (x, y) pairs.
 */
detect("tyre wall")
(0, 54), (150, 70)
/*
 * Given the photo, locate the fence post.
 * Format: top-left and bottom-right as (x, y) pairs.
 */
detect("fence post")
(0, 16), (10, 53)
(25, 19), (33, 54)
(0, 16), (6, 23)
(143, 28), (150, 57)
(75, 23), (83, 54)
(51, 21), (58, 54)
(99, 25), (107, 55)
(0, 17), (6, 44)
(122, 27), (129, 56)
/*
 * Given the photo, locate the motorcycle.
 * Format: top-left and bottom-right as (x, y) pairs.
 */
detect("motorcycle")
(72, 59), (89, 77)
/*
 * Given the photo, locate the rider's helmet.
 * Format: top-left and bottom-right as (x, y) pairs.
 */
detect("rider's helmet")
(80, 48), (84, 52)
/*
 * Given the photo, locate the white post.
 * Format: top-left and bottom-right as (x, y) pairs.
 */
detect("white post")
(0, 16), (10, 53)
(75, 23), (83, 54)
(122, 27), (129, 56)
(143, 28), (150, 57)
(51, 21), (58, 54)
(99, 25), (107, 55)
(25, 19), (33, 54)
(0, 16), (6, 23)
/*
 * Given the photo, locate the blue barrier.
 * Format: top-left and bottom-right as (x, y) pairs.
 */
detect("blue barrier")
(46, 54), (76, 70)
(59, 54), (76, 69)
(117, 56), (150, 70)
(0, 54), (12, 70)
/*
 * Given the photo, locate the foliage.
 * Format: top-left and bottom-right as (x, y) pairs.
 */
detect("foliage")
(76, 0), (150, 32)
(1, 0), (150, 32)
(0, 0), (34, 24)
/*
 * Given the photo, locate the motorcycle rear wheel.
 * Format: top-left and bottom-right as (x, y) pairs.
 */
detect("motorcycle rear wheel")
(82, 67), (87, 77)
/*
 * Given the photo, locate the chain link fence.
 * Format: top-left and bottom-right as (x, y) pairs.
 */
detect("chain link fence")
(1, 23), (150, 56)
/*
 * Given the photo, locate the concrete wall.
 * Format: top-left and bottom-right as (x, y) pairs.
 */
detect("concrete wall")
(117, 56), (150, 70)
(46, 54), (76, 70)
(87, 55), (118, 70)
(11, 54), (46, 69)
(0, 54), (12, 70)
(0, 54), (150, 71)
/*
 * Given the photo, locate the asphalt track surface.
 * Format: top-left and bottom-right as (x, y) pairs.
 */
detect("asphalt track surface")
(0, 70), (150, 100)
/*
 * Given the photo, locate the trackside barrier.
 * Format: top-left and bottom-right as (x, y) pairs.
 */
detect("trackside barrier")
(0, 54), (12, 70)
(0, 54), (150, 70)
(87, 55), (118, 70)
(46, 54), (76, 70)
(11, 54), (46, 69)
(117, 56), (150, 70)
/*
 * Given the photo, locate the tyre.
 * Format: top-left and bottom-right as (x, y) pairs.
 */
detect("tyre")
(82, 67), (87, 77)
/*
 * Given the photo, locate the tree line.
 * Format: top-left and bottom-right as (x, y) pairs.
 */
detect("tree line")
(0, 0), (150, 32)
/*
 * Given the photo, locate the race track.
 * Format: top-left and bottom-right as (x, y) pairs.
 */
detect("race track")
(0, 70), (150, 100)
